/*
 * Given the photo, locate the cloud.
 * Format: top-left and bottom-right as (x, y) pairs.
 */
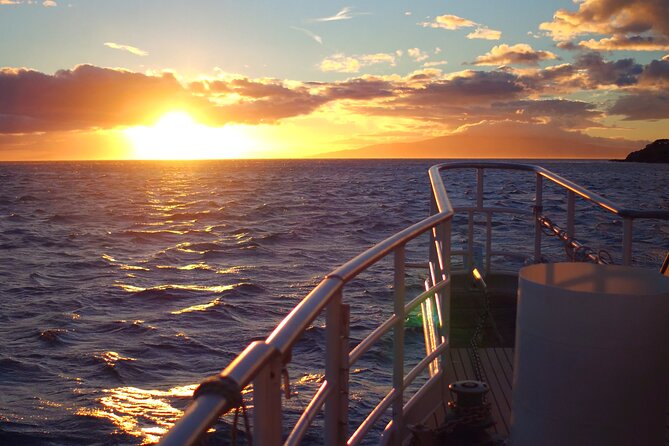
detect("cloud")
(408, 48), (429, 62)
(467, 27), (502, 40)
(420, 14), (477, 30)
(0, 65), (194, 133)
(423, 61), (448, 68)
(319, 53), (396, 73)
(609, 92), (669, 120)
(420, 14), (501, 40)
(540, 0), (669, 51)
(578, 34), (669, 51)
(290, 26), (323, 45)
(472, 44), (557, 66)
(0, 0), (56, 4)
(312, 6), (366, 22)
(104, 42), (149, 57)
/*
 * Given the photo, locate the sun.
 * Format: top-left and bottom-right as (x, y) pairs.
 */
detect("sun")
(124, 111), (259, 160)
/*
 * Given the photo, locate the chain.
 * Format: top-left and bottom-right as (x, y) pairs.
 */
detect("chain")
(537, 215), (613, 264)
(436, 402), (492, 435)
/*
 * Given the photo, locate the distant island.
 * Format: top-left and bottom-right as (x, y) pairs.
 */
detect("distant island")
(623, 139), (669, 163)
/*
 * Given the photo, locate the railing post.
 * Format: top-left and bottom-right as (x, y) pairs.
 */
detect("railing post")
(622, 218), (633, 265)
(534, 174), (543, 263)
(253, 350), (283, 446)
(325, 290), (349, 446)
(567, 190), (575, 240)
(392, 245), (406, 445)
(476, 168), (484, 211)
(467, 210), (474, 269)
(485, 211), (492, 275)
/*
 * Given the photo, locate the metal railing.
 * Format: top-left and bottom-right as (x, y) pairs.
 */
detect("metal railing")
(159, 162), (669, 446)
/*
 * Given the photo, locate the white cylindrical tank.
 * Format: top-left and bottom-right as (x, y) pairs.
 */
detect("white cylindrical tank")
(511, 262), (669, 446)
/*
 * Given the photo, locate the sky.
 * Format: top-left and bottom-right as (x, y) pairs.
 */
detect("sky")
(0, 0), (668, 160)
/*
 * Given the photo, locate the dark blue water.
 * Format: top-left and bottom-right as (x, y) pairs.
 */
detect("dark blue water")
(1, 160), (667, 445)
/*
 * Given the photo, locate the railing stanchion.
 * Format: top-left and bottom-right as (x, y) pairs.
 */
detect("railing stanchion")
(392, 245), (406, 445)
(485, 211), (492, 275)
(534, 174), (543, 263)
(476, 168), (484, 211)
(325, 289), (349, 446)
(622, 218), (633, 265)
(567, 190), (576, 239)
(467, 210), (474, 269)
(253, 353), (283, 446)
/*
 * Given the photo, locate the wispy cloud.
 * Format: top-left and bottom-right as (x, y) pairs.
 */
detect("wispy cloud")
(421, 14), (501, 40)
(408, 48), (429, 62)
(467, 27), (502, 40)
(420, 14), (477, 30)
(290, 26), (323, 44)
(320, 52), (396, 73)
(312, 6), (367, 22)
(423, 60), (448, 67)
(104, 42), (149, 57)
(1, 0), (57, 5)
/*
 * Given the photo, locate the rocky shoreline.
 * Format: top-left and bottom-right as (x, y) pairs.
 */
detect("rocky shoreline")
(621, 139), (669, 163)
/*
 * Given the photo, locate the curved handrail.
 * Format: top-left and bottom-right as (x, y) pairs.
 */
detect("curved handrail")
(266, 211), (453, 356)
(161, 161), (669, 446)
(429, 162), (669, 219)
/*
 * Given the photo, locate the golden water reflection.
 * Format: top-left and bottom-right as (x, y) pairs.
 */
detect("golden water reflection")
(115, 284), (236, 294)
(77, 384), (197, 444)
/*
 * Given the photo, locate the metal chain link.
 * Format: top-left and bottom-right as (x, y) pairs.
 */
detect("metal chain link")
(437, 402), (492, 435)
(537, 215), (613, 264)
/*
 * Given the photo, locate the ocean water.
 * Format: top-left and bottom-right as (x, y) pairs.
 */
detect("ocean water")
(1, 159), (667, 445)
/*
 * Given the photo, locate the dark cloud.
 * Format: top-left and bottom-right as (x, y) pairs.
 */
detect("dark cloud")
(0, 64), (195, 133)
(472, 44), (557, 66)
(322, 78), (395, 100)
(0, 66), (331, 133)
(609, 92), (669, 120)
(573, 52), (643, 86)
(490, 99), (602, 128)
(540, 0), (669, 51)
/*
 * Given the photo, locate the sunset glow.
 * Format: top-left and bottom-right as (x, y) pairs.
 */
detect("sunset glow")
(125, 112), (259, 160)
(1, 0), (668, 159)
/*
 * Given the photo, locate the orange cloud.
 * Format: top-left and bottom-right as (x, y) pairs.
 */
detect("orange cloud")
(540, 0), (669, 51)
(319, 52), (396, 73)
(104, 42), (149, 56)
(467, 27), (502, 40)
(472, 44), (557, 66)
(421, 14), (476, 30)
(421, 14), (501, 40)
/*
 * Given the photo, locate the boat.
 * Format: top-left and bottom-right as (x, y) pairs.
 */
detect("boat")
(158, 161), (669, 446)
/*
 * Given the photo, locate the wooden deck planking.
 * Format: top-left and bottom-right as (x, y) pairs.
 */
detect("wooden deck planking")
(445, 348), (510, 436)
(445, 348), (669, 443)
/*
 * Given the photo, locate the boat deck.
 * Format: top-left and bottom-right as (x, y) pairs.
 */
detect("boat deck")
(444, 347), (669, 443)
(444, 347), (513, 437)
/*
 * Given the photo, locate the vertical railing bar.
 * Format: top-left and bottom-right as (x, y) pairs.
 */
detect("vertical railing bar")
(567, 190), (576, 240)
(253, 353), (283, 446)
(392, 245), (406, 445)
(485, 211), (492, 275)
(439, 219), (451, 367)
(534, 174), (543, 263)
(325, 289), (347, 446)
(467, 210), (474, 269)
(622, 218), (633, 266)
(476, 168), (484, 210)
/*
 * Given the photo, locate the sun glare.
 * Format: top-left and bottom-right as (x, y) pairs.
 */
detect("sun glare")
(125, 111), (259, 160)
